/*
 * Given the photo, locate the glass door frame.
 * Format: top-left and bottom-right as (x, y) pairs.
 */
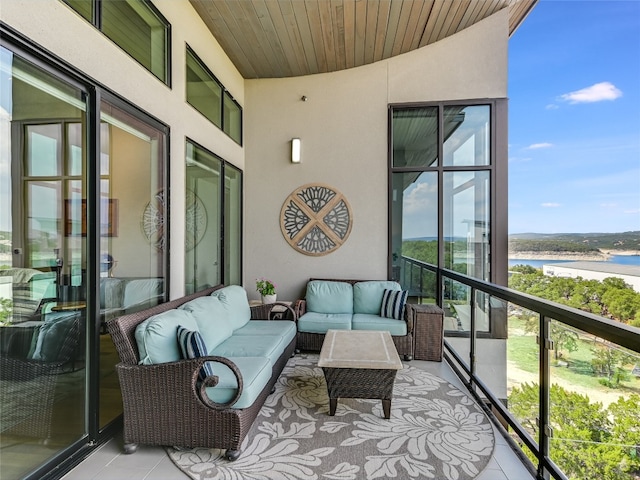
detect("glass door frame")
(1, 24), (170, 480)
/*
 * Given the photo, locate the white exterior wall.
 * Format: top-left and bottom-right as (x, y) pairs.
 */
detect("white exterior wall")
(244, 10), (509, 302)
(1, 0), (245, 298)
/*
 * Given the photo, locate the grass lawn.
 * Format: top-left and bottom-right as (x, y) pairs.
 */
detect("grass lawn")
(508, 317), (640, 397)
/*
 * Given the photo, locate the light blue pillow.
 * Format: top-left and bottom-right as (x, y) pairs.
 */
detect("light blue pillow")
(353, 281), (401, 314)
(306, 281), (353, 314)
(380, 289), (408, 320)
(179, 296), (232, 350)
(177, 326), (214, 381)
(135, 309), (198, 365)
(210, 285), (251, 330)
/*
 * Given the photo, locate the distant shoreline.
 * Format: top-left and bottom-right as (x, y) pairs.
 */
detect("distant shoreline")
(508, 249), (640, 262)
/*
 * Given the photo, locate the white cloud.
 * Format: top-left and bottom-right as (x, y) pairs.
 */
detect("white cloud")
(600, 203), (617, 208)
(526, 143), (553, 150)
(559, 82), (622, 104)
(403, 181), (437, 215)
(541, 203), (561, 208)
(509, 156), (532, 163)
(545, 104), (559, 110)
(623, 208), (640, 215)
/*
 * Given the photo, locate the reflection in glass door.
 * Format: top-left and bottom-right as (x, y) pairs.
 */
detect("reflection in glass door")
(0, 46), (88, 480)
(185, 141), (221, 294)
(98, 99), (166, 428)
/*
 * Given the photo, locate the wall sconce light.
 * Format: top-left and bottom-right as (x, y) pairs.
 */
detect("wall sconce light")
(291, 138), (301, 164)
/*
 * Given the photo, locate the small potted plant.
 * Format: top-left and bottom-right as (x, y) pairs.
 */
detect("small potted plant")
(256, 278), (277, 304)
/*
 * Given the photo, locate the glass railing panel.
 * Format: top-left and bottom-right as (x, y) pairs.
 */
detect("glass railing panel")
(442, 278), (472, 384)
(506, 304), (541, 463)
(443, 277), (471, 334)
(473, 293), (508, 401)
(547, 319), (640, 480)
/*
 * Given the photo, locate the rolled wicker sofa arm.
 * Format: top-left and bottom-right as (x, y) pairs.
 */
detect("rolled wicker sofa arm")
(404, 303), (417, 334)
(292, 299), (306, 321)
(116, 355), (245, 411)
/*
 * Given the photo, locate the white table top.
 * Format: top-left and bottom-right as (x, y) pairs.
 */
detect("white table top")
(318, 330), (402, 370)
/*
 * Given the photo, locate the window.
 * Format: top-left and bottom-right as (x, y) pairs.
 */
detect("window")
(62, 0), (170, 84)
(185, 140), (242, 294)
(186, 46), (243, 145)
(186, 47), (222, 128)
(389, 101), (500, 294)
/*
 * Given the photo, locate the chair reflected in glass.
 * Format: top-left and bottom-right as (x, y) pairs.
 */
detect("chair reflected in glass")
(0, 268), (83, 440)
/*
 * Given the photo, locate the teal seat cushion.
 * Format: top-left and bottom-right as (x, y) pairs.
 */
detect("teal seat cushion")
(135, 309), (198, 365)
(210, 285), (251, 331)
(204, 356), (272, 409)
(179, 296), (232, 350)
(233, 320), (296, 346)
(353, 281), (401, 314)
(306, 281), (353, 314)
(352, 313), (407, 336)
(298, 312), (352, 334)
(211, 335), (285, 366)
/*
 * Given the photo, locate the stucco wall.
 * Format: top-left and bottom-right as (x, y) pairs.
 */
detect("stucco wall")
(244, 10), (509, 302)
(1, 0), (245, 297)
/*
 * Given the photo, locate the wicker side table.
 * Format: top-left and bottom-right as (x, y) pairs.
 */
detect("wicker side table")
(412, 304), (444, 361)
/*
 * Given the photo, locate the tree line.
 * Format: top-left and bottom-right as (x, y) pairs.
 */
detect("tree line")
(509, 264), (640, 327)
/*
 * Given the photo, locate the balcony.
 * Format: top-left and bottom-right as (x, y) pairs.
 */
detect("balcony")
(59, 257), (640, 480)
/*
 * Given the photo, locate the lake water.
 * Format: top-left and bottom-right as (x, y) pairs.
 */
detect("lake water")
(509, 255), (640, 269)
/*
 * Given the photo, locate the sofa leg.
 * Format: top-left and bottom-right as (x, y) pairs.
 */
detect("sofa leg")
(123, 443), (138, 454)
(404, 354), (413, 361)
(226, 449), (241, 461)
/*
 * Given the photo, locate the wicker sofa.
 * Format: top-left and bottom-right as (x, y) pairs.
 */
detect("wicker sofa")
(294, 279), (419, 360)
(106, 284), (296, 461)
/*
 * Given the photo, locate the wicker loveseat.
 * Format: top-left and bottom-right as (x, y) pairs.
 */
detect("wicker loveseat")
(294, 279), (419, 360)
(106, 284), (296, 461)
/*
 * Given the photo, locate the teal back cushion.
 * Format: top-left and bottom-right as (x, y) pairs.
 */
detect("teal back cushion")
(135, 309), (198, 365)
(30, 312), (78, 362)
(179, 296), (233, 350)
(100, 278), (125, 309)
(353, 281), (401, 314)
(210, 285), (251, 330)
(306, 281), (353, 314)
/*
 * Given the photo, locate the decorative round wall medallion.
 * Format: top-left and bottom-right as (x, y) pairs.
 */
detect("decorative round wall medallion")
(142, 190), (166, 251)
(280, 183), (353, 256)
(142, 190), (206, 251)
(185, 190), (207, 251)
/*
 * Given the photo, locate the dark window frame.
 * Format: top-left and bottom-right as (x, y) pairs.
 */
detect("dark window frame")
(388, 99), (508, 339)
(186, 45), (243, 145)
(61, 0), (172, 86)
(184, 137), (243, 287)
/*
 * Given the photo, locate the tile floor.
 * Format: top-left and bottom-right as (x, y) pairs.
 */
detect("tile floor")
(62, 359), (535, 480)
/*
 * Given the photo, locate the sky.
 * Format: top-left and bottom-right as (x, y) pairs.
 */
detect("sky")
(508, 0), (640, 234)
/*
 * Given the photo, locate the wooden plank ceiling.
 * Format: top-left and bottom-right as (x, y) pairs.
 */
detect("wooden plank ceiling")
(189, 0), (537, 79)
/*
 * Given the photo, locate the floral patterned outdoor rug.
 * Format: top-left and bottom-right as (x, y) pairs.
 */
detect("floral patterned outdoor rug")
(167, 354), (495, 480)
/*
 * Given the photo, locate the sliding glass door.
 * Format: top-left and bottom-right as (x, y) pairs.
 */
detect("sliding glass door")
(0, 43), (168, 480)
(1, 46), (88, 480)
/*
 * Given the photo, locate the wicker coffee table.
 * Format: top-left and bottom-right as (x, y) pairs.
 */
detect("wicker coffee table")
(318, 330), (403, 419)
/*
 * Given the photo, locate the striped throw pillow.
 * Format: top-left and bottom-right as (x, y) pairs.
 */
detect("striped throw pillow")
(380, 289), (408, 320)
(177, 326), (214, 381)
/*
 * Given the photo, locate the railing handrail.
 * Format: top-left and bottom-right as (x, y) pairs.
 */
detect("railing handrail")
(399, 255), (640, 353)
